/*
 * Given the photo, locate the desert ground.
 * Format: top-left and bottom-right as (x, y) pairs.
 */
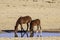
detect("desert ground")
(0, 0), (60, 40)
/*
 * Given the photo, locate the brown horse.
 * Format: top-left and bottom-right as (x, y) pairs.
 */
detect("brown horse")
(14, 16), (32, 37)
(30, 19), (42, 37)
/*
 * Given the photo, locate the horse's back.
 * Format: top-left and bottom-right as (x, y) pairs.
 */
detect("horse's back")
(30, 19), (40, 26)
(17, 16), (32, 24)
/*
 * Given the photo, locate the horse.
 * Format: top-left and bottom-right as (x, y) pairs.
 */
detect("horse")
(14, 16), (32, 37)
(30, 19), (42, 37)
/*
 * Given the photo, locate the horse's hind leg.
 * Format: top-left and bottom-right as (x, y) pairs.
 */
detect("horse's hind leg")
(39, 25), (42, 37)
(20, 24), (24, 37)
(20, 24), (24, 31)
(36, 25), (40, 37)
(37, 25), (42, 37)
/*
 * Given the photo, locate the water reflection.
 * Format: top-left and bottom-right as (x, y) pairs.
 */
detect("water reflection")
(0, 31), (60, 38)
(14, 31), (29, 37)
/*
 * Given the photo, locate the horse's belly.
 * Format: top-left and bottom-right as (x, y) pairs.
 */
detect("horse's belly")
(23, 24), (27, 30)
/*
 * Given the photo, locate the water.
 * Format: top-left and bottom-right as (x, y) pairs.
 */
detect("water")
(0, 32), (60, 38)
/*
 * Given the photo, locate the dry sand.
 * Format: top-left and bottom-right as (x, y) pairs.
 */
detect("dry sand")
(0, 0), (60, 40)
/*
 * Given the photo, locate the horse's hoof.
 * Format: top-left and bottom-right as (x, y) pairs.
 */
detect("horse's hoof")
(37, 35), (39, 37)
(15, 35), (18, 37)
(40, 35), (42, 37)
(21, 36), (23, 37)
(15, 36), (18, 37)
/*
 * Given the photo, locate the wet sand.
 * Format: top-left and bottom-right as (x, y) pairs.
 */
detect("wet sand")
(0, 37), (60, 40)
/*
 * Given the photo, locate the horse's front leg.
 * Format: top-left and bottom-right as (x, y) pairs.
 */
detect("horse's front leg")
(30, 27), (34, 37)
(15, 32), (18, 37)
(14, 23), (19, 37)
(27, 23), (29, 31)
(30, 30), (34, 37)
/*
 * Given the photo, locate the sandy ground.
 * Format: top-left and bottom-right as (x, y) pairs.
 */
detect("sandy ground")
(0, 37), (60, 40)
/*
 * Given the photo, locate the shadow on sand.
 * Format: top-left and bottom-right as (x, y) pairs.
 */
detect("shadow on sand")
(2, 30), (27, 33)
